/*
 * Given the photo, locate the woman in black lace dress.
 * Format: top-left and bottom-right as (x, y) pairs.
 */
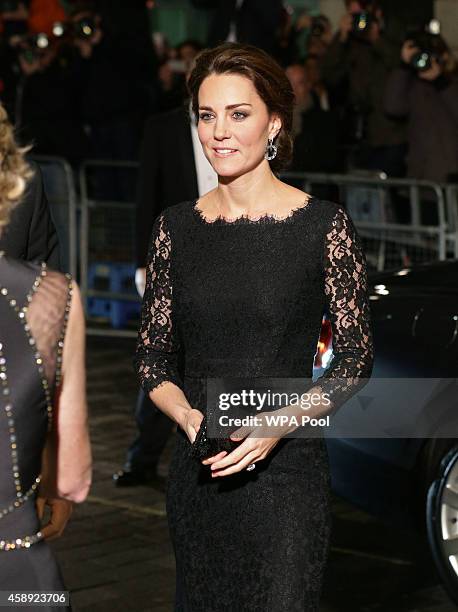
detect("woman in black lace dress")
(135, 43), (374, 611)
(0, 105), (92, 610)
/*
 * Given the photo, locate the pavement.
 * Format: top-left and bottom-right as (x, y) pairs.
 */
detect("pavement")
(49, 337), (458, 612)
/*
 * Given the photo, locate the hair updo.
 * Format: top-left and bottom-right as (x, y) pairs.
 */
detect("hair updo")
(0, 105), (33, 237)
(187, 42), (295, 173)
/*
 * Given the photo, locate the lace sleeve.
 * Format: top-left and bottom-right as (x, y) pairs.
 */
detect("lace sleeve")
(313, 204), (374, 414)
(134, 211), (183, 395)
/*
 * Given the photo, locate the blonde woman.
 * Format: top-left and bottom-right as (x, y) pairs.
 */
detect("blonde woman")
(0, 105), (92, 609)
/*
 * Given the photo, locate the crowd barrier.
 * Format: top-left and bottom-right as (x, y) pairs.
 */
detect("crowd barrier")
(281, 171), (457, 271)
(79, 159), (140, 338)
(31, 159), (458, 336)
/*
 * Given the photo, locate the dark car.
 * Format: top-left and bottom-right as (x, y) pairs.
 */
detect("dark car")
(313, 260), (458, 604)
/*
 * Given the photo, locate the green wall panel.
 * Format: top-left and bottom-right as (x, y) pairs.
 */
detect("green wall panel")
(151, 0), (320, 47)
(151, 1), (209, 46)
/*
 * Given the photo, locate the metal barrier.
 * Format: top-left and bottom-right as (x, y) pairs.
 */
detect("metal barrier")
(75, 164), (458, 336)
(79, 159), (140, 338)
(31, 155), (78, 277)
(445, 183), (458, 257)
(280, 172), (458, 271)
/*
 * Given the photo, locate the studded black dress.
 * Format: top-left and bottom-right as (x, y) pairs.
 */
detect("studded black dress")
(0, 253), (72, 611)
(135, 196), (374, 612)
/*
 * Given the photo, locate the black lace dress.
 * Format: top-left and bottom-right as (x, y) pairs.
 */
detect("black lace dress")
(134, 196), (374, 612)
(0, 254), (72, 611)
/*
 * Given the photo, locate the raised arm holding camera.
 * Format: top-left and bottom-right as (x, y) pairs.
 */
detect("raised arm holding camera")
(321, 0), (407, 175)
(384, 26), (458, 184)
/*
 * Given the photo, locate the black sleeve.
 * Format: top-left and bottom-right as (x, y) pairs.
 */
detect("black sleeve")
(135, 115), (163, 268)
(321, 34), (351, 90)
(0, 162), (60, 269)
(435, 76), (458, 127)
(134, 210), (183, 395)
(25, 163), (61, 270)
(312, 204), (374, 414)
(383, 65), (414, 118)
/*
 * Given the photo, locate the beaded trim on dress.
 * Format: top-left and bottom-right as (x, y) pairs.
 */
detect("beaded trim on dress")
(0, 263), (73, 551)
(192, 195), (316, 226)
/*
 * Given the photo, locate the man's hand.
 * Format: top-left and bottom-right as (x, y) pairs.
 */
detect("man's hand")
(418, 57), (442, 81)
(367, 19), (381, 44)
(73, 38), (94, 59)
(19, 54), (42, 76)
(36, 497), (73, 541)
(401, 40), (420, 65)
(73, 28), (103, 59)
(338, 13), (353, 43)
(295, 13), (312, 32)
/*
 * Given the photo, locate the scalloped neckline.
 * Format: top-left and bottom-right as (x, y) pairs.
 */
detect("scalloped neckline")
(192, 195), (315, 226)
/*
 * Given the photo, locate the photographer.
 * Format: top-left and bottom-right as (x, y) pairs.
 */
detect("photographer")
(73, 5), (157, 159)
(321, 0), (407, 175)
(154, 40), (202, 112)
(384, 30), (458, 184)
(277, 10), (333, 66)
(190, 0), (284, 60)
(14, 29), (89, 166)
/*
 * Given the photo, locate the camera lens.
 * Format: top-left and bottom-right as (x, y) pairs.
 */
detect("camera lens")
(352, 12), (371, 34)
(35, 33), (49, 49)
(78, 18), (95, 38)
(410, 50), (432, 72)
(52, 21), (65, 38)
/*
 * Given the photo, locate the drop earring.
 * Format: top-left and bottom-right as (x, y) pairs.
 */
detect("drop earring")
(265, 137), (278, 161)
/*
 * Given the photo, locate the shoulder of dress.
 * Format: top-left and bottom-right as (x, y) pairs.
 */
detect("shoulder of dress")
(309, 199), (355, 239)
(161, 200), (195, 224)
(312, 198), (346, 221)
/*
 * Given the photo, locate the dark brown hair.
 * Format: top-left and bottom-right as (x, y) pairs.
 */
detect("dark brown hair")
(187, 42), (295, 172)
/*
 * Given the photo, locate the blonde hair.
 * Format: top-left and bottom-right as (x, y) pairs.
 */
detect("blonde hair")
(0, 105), (34, 237)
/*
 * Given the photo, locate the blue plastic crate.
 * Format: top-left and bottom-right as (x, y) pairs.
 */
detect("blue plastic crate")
(87, 262), (141, 329)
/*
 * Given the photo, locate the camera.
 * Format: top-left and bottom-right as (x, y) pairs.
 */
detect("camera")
(50, 16), (97, 46)
(19, 32), (50, 64)
(310, 16), (327, 38)
(410, 50), (435, 72)
(52, 21), (67, 38)
(73, 16), (96, 40)
(406, 30), (445, 73)
(352, 11), (373, 34)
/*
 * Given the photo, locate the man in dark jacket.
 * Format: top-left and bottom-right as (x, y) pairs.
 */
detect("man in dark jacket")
(0, 161), (60, 268)
(384, 36), (458, 184)
(190, 0), (284, 59)
(321, 0), (407, 175)
(113, 102), (217, 488)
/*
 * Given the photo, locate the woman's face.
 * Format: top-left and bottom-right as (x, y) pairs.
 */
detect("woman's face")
(197, 73), (281, 178)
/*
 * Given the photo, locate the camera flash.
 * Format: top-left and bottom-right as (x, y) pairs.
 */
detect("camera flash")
(428, 19), (441, 35)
